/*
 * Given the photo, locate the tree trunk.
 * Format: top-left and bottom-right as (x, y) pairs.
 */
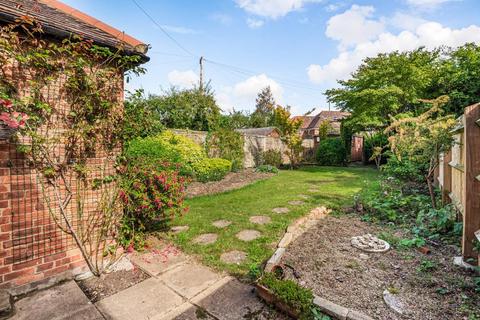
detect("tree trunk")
(426, 175), (437, 209)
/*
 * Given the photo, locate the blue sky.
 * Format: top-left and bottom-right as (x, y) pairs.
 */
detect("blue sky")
(62, 0), (480, 115)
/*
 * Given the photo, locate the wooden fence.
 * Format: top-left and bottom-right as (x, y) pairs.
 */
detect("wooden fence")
(436, 103), (480, 263)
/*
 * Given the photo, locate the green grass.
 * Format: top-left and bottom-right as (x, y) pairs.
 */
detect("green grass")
(167, 166), (379, 275)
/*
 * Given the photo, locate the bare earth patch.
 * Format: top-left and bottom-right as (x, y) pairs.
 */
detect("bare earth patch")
(186, 169), (273, 198)
(77, 268), (149, 303)
(281, 214), (480, 320)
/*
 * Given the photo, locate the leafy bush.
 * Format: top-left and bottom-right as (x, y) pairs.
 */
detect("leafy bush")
(119, 161), (189, 248)
(126, 130), (205, 176)
(205, 128), (244, 171)
(316, 137), (346, 166)
(260, 150), (282, 168)
(255, 164), (279, 174)
(193, 158), (232, 182)
(382, 154), (425, 183)
(259, 273), (314, 319)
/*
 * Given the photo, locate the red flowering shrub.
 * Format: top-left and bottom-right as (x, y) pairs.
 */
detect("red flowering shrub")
(0, 98), (30, 129)
(119, 160), (189, 248)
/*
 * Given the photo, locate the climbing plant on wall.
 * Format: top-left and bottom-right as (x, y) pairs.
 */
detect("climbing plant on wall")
(0, 18), (144, 275)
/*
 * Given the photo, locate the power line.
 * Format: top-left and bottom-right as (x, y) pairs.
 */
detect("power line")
(205, 58), (323, 93)
(130, 0), (197, 58)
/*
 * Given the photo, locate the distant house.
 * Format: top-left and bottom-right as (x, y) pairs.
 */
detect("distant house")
(294, 111), (350, 141)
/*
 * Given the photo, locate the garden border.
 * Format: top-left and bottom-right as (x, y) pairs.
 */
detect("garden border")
(261, 206), (374, 320)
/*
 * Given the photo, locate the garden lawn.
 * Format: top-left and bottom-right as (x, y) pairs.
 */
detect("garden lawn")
(167, 166), (379, 275)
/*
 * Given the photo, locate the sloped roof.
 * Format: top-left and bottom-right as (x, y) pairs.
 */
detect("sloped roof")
(236, 127), (280, 136)
(307, 111), (351, 130)
(292, 115), (315, 130)
(0, 0), (149, 57)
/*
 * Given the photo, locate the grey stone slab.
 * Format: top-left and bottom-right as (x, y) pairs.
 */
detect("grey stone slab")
(195, 278), (282, 320)
(131, 248), (187, 277)
(173, 304), (216, 320)
(0, 290), (12, 319)
(11, 281), (103, 320)
(159, 263), (222, 299)
(96, 278), (184, 320)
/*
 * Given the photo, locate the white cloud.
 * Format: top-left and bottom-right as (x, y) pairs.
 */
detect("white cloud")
(406, 0), (458, 8)
(390, 12), (427, 31)
(234, 0), (322, 19)
(167, 70), (198, 88)
(325, 3), (344, 12)
(326, 5), (385, 49)
(215, 74), (283, 111)
(308, 21), (480, 84)
(161, 25), (199, 35)
(247, 18), (265, 28)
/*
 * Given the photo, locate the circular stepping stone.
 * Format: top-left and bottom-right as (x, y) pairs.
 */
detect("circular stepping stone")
(272, 207), (290, 214)
(220, 250), (247, 264)
(171, 226), (189, 234)
(193, 233), (218, 245)
(288, 200), (305, 206)
(212, 220), (232, 228)
(249, 216), (271, 225)
(236, 230), (261, 242)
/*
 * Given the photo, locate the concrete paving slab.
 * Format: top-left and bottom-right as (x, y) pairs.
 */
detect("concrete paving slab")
(96, 278), (184, 320)
(130, 248), (187, 277)
(171, 303), (215, 320)
(159, 263), (222, 299)
(194, 278), (286, 320)
(11, 281), (103, 320)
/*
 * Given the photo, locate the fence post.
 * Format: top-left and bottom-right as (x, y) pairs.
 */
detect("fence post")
(442, 151), (452, 205)
(462, 103), (480, 262)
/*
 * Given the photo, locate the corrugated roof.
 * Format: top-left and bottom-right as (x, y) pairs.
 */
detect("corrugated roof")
(0, 0), (149, 57)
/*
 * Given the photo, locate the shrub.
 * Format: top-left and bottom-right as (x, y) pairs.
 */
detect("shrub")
(126, 130), (206, 176)
(205, 128), (244, 171)
(260, 150), (282, 168)
(193, 158), (232, 182)
(381, 154), (425, 183)
(316, 137), (346, 166)
(119, 161), (189, 248)
(255, 164), (279, 174)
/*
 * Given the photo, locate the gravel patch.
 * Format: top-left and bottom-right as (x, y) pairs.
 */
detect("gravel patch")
(281, 214), (480, 320)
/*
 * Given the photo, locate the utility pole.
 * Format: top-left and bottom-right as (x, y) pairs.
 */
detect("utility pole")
(199, 56), (204, 92)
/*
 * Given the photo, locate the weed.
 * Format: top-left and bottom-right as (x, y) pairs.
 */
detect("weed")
(387, 286), (400, 294)
(417, 259), (437, 273)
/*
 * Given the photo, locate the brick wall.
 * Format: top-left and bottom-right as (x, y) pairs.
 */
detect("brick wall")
(0, 50), (125, 295)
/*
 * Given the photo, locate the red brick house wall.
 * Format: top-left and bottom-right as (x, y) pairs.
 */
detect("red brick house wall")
(0, 57), (125, 295)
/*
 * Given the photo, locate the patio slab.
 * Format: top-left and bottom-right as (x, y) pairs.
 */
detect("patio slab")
(11, 281), (103, 320)
(130, 248), (187, 277)
(158, 263), (222, 299)
(96, 277), (184, 320)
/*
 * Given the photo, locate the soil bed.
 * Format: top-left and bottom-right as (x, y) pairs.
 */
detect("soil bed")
(77, 267), (149, 303)
(186, 169), (273, 198)
(280, 214), (479, 320)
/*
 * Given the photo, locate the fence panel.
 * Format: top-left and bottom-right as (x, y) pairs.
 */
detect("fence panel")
(438, 103), (480, 263)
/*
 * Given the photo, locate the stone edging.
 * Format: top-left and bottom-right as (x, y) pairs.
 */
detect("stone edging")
(265, 206), (330, 272)
(262, 206), (374, 320)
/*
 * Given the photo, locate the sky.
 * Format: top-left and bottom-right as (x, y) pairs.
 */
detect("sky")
(61, 0), (480, 115)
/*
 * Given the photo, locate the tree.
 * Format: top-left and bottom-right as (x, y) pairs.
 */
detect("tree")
(148, 85), (221, 131)
(272, 105), (303, 168)
(318, 120), (332, 140)
(218, 109), (252, 129)
(385, 96), (456, 208)
(325, 49), (439, 133)
(123, 89), (163, 142)
(251, 86), (275, 127)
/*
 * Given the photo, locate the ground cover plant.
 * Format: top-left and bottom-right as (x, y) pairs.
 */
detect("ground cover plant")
(165, 166), (378, 275)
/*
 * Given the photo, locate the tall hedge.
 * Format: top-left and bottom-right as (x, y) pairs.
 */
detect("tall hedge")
(316, 137), (347, 166)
